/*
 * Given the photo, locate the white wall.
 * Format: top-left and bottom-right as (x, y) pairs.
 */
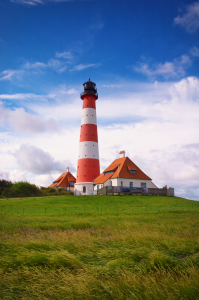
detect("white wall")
(94, 178), (157, 191)
(74, 182), (94, 195)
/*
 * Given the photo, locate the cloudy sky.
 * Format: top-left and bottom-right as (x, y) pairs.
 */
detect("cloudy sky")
(0, 0), (199, 200)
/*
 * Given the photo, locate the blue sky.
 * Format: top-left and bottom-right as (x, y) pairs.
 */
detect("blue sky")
(0, 0), (199, 200)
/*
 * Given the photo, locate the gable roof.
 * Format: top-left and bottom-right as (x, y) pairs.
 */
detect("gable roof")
(93, 156), (151, 185)
(49, 171), (76, 188)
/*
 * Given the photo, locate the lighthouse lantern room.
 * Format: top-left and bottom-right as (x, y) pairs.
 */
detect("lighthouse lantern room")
(74, 79), (100, 195)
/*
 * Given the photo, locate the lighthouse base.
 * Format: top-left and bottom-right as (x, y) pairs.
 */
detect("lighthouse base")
(74, 182), (95, 196)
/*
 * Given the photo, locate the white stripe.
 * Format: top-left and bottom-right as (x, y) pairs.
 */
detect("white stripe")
(78, 141), (99, 159)
(81, 108), (97, 125)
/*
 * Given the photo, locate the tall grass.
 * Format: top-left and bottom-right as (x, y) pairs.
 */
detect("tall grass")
(0, 195), (199, 299)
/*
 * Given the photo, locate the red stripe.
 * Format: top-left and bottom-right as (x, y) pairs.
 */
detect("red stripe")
(79, 124), (98, 142)
(82, 95), (96, 109)
(76, 158), (100, 183)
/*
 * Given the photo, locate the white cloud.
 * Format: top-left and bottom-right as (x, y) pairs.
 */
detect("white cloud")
(0, 169), (56, 187)
(10, 0), (86, 5)
(0, 51), (99, 81)
(24, 58), (66, 73)
(70, 63), (101, 72)
(24, 62), (48, 69)
(66, 88), (78, 95)
(0, 69), (24, 81)
(0, 169), (27, 182)
(134, 55), (192, 79)
(102, 84), (124, 88)
(55, 51), (73, 60)
(190, 46), (199, 57)
(48, 58), (64, 72)
(0, 93), (50, 101)
(14, 144), (75, 174)
(32, 174), (56, 187)
(174, 1), (199, 33)
(0, 105), (60, 133)
(11, 0), (43, 5)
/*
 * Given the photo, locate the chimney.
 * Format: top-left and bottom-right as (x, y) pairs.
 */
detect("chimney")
(119, 150), (125, 158)
(67, 167), (69, 172)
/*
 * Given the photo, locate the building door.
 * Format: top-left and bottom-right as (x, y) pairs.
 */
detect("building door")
(83, 186), (86, 193)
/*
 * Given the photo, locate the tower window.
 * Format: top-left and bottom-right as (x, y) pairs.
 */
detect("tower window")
(83, 186), (86, 193)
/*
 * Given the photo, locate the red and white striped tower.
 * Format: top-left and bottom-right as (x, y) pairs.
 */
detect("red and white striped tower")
(75, 79), (100, 195)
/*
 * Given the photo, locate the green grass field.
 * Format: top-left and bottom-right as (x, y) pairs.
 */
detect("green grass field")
(0, 195), (199, 299)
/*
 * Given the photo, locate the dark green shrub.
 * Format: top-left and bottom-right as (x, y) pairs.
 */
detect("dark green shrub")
(11, 181), (42, 197)
(0, 180), (13, 195)
(48, 188), (56, 193)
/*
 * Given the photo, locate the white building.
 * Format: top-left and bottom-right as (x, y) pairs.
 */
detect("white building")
(93, 150), (157, 191)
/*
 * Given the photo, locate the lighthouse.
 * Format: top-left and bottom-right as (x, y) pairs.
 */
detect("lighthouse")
(74, 79), (100, 195)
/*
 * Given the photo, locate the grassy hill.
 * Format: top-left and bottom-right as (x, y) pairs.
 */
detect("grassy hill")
(0, 195), (199, 299)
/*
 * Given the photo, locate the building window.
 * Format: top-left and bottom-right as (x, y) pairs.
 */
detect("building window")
(104, 171), (113, 175)
(111, 181), (112, 186)
(141, 182), (146, 188)
(121, 181), (123, 187)
(97, 185), (99, 190)
(83, 186), (86, 193)
(130, 182), (133, 188)
(69, 181), (74, 185)
(129, 170), (136, 173)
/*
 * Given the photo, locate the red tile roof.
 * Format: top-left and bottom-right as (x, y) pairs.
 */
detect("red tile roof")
(49, 171), (76, 188)
(93, 156), (151, 185)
